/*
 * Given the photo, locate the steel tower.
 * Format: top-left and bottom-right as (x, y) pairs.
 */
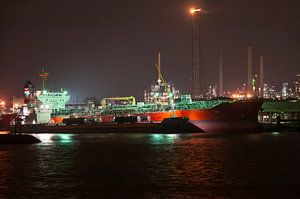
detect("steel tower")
(191, 8), (202, 100)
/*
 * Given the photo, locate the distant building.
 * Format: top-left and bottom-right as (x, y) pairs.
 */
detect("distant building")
(282, 82), (289, 99)
(294, 74), (300, 98)
(12, 97), (25, 112)
(270, 85), (278, 99)
(206, 85), (217, 99)
(263, 84), (277, 99)
(263, 83), (269, 99)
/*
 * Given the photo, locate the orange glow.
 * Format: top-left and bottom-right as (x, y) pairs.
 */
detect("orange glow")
(0, 101), (5, 106)
(231, 93), (253, 99)
(246, 93), (253, 98)
(51, 116), (64, 123)
(190, 8), (201, 14)
(231, 94), (246, 99)
(148, 109), (217, 122)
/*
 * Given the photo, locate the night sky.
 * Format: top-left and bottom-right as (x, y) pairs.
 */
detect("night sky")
(0, 0), (299, 102)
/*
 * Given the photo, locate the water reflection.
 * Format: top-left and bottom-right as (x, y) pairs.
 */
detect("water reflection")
(149, 134), (179, 145)
(0, 150), (11, 193)
(0, 133), (299, 198)
(272, 132), (281, 136)
(33, 134), (74, 144)
(0, 131), (9, 134)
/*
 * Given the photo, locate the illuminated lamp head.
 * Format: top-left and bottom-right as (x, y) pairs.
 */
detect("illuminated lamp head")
(190, 8), (202, 14)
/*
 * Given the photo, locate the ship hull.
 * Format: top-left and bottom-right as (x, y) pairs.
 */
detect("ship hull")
(147, 100), (263, 133)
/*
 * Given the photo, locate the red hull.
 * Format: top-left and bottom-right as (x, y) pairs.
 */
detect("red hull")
(148, 100), (263, 132)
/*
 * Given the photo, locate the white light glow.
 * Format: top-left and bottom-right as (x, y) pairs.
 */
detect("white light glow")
(190, 8), (202, 14)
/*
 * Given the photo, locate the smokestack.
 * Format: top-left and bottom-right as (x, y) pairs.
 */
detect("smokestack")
(259, 56), (264, 98)
(247, 46), (253, 94)
(219, 47), (223, 96)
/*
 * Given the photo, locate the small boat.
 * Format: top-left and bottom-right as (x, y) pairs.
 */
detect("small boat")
(0, 134), (41, 144)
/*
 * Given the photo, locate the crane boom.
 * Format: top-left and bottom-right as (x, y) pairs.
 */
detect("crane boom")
(101, 96), (136, 108)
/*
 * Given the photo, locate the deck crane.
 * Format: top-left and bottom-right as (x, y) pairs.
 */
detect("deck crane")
(155, 52), (175, 116)
(101, 96), (136, 108)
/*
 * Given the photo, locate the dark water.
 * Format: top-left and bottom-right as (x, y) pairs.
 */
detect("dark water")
(1, 132), (300, 198)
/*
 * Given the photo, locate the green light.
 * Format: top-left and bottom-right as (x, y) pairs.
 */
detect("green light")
(153, 134), (162, 139)
(150, 134), (178, 145)
(252, 77), (256, 86)
(59, 134), (73, 143)
(166, 134), (178, 139)
(272, 132), (280, 135)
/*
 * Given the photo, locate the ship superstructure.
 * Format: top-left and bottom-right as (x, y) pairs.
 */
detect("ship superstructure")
(10, 67), (70, 124)
(36, 90), (70, 112)
(36, 67), (70, 112)
(144, 81), (180, 106)
(144, 52), (180, 106)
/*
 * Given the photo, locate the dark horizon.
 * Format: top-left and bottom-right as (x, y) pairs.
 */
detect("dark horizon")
(0, 0), (299, 102)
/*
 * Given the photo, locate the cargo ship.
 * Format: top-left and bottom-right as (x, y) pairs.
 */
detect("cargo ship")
(99, 97), (263, 133)
(6, 97), (263, 133)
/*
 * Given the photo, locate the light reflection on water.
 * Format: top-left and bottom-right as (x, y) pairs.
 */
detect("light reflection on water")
(149, 134), (179, 144)
(0, 132), (300, 198)
(32, 133), (74, 144)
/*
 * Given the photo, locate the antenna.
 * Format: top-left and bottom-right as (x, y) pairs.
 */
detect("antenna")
(157, 52), (161, 85)
(39, 65), (49, 91)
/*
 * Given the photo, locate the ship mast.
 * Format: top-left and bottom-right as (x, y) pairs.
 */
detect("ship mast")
(154, 52), (175, 117)
(39, 66), (49, 91)
(157, 52), (161, 85)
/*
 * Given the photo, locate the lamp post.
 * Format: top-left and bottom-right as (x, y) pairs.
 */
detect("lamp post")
(190, 8), (202, 100)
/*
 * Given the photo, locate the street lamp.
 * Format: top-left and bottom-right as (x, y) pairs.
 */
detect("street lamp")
(190, 8), (201, 14)
(190, 7), (202, 100)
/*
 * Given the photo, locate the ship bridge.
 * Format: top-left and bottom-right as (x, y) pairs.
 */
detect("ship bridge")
(37, 90), (70, 112)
